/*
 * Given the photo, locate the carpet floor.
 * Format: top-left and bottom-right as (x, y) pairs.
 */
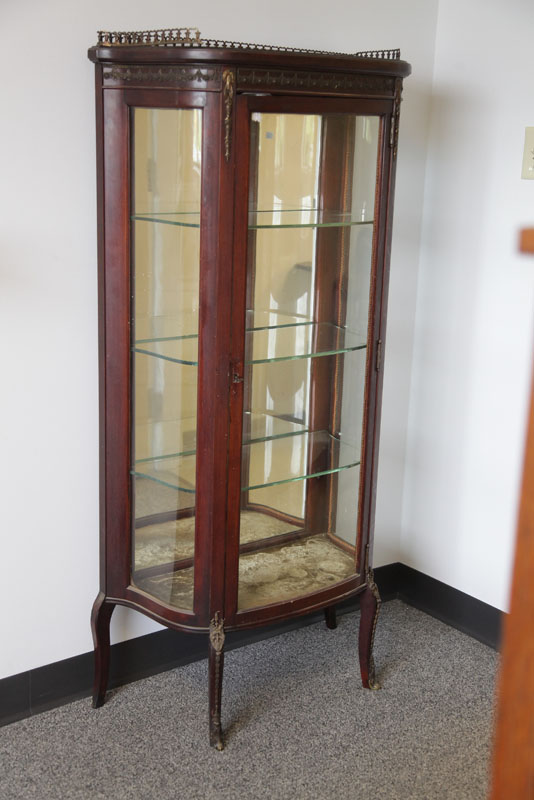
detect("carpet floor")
(0, 601), (498, 800)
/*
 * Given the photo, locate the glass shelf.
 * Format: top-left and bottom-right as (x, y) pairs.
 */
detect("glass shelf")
(246, 322), (365, 365)
(243, 430), (359, 492)
(245, 309), (313, 331)
(135, 412), (308, 465)
(131, 209), (374, 230)
(133, 449), (196, 494)
(135, 310), (311, 345)
(133, 336), (198, 366)
(244, 411), (308, 444)
(248, 208), (374, 229)
(132, 429), (360, 493)
(135, 418), (197, 464)
(133, 319), (366, 366)
(135, 313), (199, 344)
(132, 211), (200, 229)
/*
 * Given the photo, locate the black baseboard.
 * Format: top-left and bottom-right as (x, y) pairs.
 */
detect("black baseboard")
(0, 564), (502, 728)
(395, 563), (502, 650)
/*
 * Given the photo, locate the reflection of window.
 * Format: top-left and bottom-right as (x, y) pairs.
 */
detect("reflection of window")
(290, 432), (304, 477)
(272, 194), (282, 227)
(267, 309), (277, 362)
(263, 439), (272, 481)
(301, 115), (319, 171)
(301, 195), (313, 225)
(192, 109), (202, 172)
(274, 115), (285, 171)
(294, 383), (305, 425)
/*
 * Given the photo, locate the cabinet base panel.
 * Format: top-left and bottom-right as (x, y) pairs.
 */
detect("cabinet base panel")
(237, 533), (355, 610)
(134, 530), (356, 611)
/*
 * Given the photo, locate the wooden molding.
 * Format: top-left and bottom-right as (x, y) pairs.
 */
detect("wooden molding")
(490, 232), (534, 798)
(519, 227), (534, 254)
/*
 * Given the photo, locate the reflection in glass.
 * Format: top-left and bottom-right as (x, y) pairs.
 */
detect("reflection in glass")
(238, 112), (380, 610)
(131, 107), (202, 611)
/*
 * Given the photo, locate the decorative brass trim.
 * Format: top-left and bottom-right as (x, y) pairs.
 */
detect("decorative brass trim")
(209, 612), (225, 653)
(389, 78), (403, 156)
(102, 65), (219, 86)
(364, 544), (381, 690)
(95, 28), (401, 60)
(98, 27), (201, 46)
(366, 567), (381, 610)
(356, 49), (401, 60)
(223, 69), (235, 162)
(237, 68), (395, 95)
(366, 581), (381, 690)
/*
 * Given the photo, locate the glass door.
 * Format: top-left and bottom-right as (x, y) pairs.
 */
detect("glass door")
(237, 108), (381, 611)
(129, 106), (203, 610)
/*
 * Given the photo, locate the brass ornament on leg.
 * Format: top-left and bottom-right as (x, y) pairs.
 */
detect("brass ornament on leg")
(359, 544), (382, 690)
(365, 567), (382, 690)
(209, 611), (225, 653)
(209, 612), (225, 750)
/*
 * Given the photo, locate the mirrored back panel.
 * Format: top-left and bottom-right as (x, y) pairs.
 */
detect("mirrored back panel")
(238, 112), (380, 610)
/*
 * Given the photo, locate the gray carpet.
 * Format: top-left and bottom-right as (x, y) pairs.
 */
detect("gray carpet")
(0, 601), (497, 800)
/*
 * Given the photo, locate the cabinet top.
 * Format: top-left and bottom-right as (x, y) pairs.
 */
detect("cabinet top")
(88, 27), (411, 77)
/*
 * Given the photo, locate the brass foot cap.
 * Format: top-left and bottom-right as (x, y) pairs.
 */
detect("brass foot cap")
(210, 730), (224, 750)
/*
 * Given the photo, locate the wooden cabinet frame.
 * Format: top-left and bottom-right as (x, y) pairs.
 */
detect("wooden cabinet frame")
(88, 33), (410, 749)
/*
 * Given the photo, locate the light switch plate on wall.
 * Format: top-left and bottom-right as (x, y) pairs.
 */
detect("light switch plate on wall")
(521, 127), (534, 179)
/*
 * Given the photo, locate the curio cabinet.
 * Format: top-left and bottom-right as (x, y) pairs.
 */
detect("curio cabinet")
(88, 28), (411, 749)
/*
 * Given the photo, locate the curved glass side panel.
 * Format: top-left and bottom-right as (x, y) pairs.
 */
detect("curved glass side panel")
(131, 107), (202, 611)
(238, 112), (379, 610)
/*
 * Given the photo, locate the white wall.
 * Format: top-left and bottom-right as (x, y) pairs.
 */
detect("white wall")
(402, 0), (534, 610)
(1, 0), (437, 679)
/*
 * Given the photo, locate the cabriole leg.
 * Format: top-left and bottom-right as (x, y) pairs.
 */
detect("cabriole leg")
(358, 570), (381, 690)
(324, 605), (338, 629)
(208, 612), (225, 750)
(91, 592), (115, 708)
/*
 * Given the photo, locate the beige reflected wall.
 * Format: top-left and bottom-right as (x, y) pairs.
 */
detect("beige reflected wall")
(248, 114), (322, 519)
(251, 113), (320, 317)
(133, 108), (202, 448)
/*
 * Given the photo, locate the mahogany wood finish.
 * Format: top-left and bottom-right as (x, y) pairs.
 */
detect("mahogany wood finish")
(90, 592), (115, 707)
(88, 35), (410, 748)
(519, 227), (534, 253)
(490, 229), (534, 799)
(324, 606), (338, 630)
